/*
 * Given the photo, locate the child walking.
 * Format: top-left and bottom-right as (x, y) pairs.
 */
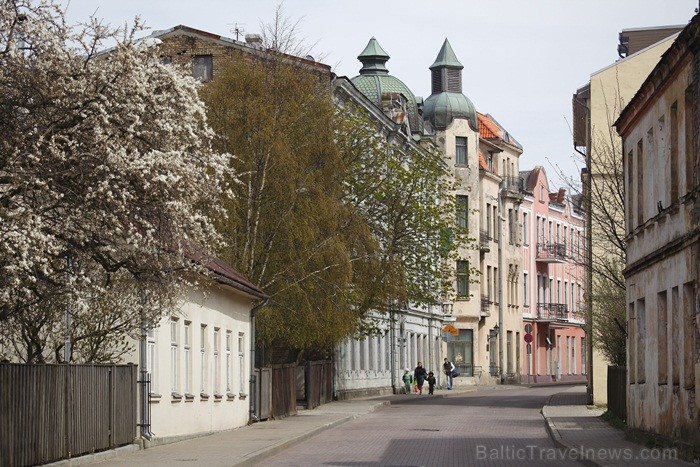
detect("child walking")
(427, 371), (436, 395)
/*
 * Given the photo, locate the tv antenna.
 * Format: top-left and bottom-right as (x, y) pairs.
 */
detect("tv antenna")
(229, 23), (245, 41)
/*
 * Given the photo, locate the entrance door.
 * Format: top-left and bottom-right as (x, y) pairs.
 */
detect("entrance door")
(447, 329), (473, 376)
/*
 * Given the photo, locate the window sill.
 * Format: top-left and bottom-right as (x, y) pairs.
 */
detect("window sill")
(149, 393), (162, 403)
(213, 393), (224, 402)
(184, 393), (195, 402)
(171, 392), (183, 402)
(200, 393), (210, 400)
(239, 393), (247, 400)
(227, 392), (237, 401)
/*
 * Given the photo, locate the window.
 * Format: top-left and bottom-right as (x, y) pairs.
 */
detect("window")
(238, 333), (245, 393)
(581, 337), (587, 375)
(637, 138), (644, 225)
(523, 272), (529, 307)
(226, 331), (232, 392)
(456, 195), (468, 229)
(522, 212), (529, 245)
(487, 152), (494, 170)
(685, 90), (695, 194)
(200, 325), (207, 394)
(669, 103), (678, 204)
(456, 260), (469, 298)
(636, 299), (646, 383)
(506, 331), (513, 374)
(147, 327), (157, 393)
(213, 328), (220, 394)
(170, 318), (179, 393)
(455, 136), (467, 165)
(368, 336), (375, 371)
(657, 291), (668, 384)
(359, 338), (366, 370)
(494, 267), (499, 304)
(184, 322), (191, 394)
(486, 203), (492, 237)
(192, 55), (213, 81)
(486, 266), (492, 300)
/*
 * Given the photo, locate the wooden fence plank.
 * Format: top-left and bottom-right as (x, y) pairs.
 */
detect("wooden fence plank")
(0, 364), (137, 466)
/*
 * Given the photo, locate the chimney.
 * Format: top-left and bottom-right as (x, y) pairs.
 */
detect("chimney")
(245, 34), (263, 49)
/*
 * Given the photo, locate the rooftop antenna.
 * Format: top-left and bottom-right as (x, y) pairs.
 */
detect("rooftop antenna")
(229, 23), (245, 41)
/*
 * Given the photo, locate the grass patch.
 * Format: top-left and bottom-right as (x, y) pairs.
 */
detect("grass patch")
(601, 410), (627, 431)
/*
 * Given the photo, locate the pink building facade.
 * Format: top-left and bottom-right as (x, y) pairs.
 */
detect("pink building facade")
(520, 167), (586, 383)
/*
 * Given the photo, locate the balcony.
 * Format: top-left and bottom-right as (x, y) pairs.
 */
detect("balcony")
(503, 176), (525, 200)
(481, 296), (491, 317)
(479, 230), (491, 253)
(536, 303), (568, 321)
(535, 242), (567, 263)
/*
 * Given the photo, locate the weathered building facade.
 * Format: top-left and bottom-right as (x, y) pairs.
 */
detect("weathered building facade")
(573, 25), (682, 404)
(616, 14), (700, 457)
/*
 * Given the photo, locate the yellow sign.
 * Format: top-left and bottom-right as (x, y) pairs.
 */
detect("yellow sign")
(441, 324), (459, 336)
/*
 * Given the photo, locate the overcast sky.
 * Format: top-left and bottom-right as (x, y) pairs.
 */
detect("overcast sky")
(62, 0), (698, 184)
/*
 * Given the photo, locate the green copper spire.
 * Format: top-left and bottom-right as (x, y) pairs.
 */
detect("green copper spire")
(429, 38), (463, 70)
(358, 37), (390, 74)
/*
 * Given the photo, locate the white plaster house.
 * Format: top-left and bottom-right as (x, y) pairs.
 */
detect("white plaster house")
(616, 14), (700, 457)
(130, 254), (267, 444)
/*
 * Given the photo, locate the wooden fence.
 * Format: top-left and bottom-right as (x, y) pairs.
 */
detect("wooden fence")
(270, 364), (297, 419)
(0, 363), (138, 467)
(607, 365), (627, 422)
(305, 360), (334, 410)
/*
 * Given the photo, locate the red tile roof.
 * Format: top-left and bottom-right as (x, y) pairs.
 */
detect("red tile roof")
(478, 112), (501, 139)
(478, 149), (488, 170)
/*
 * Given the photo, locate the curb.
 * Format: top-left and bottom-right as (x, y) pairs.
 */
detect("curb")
(46, 444), (141, 467)
(541, 406), (601, 467)
(232, 400), (390, 467)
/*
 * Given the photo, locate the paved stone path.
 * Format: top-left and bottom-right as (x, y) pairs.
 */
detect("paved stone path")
(261, 385), (572, 466)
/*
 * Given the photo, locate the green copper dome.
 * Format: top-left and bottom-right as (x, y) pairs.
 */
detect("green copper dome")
(351, 38), (422, 133)
(423, 39), (477, 132)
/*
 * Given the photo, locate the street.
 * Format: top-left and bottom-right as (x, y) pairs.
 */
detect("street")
(261, 385), (577, 466)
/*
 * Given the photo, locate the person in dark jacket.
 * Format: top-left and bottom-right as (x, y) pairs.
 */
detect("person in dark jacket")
(427, 371), (437, 395)
(414, 362), (428, 395)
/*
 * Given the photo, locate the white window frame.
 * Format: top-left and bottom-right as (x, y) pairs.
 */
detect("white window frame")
(170, 318), (179, 393)
(200, 324), (207, 394)
(213, 328), (220, 395)
(238, 333), (245, 394)
(184, 321), (191, 394)
(226, 331), (232, 393)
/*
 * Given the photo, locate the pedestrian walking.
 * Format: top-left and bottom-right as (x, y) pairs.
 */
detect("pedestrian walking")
(402, 368), (412, 394)
(443, 358), (455, 390)
(427, 371), (436, 395)
(414, 362), (428, 395)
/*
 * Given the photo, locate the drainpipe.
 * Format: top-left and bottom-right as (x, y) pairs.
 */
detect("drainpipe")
(139, 301), (152, 440)
(249, 297), (269, 423)
(498, 186), (506, 384)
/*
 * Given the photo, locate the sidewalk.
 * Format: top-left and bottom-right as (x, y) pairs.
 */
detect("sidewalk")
(542, 385), (692, 466)
(66, 389), (461, 467)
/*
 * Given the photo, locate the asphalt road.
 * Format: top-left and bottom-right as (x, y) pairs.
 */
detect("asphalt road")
(260, 385), (581, 467)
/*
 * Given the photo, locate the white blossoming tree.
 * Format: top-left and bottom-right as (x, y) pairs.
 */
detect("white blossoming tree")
(0, 0), (230, 362)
